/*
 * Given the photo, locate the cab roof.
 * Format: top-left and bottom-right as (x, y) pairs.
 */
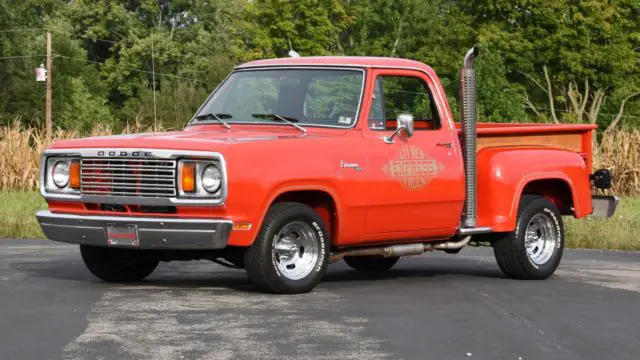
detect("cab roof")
(235, 56), (439, 77)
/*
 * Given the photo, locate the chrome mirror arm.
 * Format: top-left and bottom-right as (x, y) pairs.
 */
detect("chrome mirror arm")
(383, 126), (405, 144)
(383, 113), (414, 144)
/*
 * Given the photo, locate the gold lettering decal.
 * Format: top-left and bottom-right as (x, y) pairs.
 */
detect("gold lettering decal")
(382, 146), (444, 190)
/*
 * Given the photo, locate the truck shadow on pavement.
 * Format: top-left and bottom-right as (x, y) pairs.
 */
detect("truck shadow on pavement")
(323, 265), (505, 284)
(12, 258), (506, 294)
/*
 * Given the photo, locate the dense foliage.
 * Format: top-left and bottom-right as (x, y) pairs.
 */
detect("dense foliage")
(1, 0), (639, 133)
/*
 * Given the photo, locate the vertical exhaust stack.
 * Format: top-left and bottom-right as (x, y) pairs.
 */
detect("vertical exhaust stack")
(461, 46), (479, 228)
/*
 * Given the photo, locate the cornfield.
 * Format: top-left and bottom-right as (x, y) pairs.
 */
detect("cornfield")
(595, 129), (640, 196)
(1, 120), (638, 195)
(0, 119), (164, 192)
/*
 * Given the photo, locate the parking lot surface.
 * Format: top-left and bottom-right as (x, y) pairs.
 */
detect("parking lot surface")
(1, 239), (640, 360)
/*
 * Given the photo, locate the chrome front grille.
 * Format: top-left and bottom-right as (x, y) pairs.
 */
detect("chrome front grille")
(80, 158), (176, 198)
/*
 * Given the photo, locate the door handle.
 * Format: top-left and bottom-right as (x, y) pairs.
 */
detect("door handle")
(436, 142), (452, 148)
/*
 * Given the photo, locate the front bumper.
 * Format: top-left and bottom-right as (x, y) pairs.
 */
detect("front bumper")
(36, 210), (232, 250)
(591, 195), (619, 218)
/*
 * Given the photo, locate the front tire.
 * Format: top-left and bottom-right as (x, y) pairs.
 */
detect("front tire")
(80, 245), (158, 282)
(244, 202), (330, 294)
(492, 195), (564, 280)
(344, 255), (399, 271)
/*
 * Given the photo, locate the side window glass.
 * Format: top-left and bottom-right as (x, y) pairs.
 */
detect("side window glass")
(368, 75), (440, 130)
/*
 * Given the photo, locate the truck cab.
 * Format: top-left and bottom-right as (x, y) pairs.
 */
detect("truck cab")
(36, 48), (617, 294)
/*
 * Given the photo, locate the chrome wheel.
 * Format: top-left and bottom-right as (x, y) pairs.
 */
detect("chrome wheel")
(524, 213), (557, 266)
(271, 221), (320, 280)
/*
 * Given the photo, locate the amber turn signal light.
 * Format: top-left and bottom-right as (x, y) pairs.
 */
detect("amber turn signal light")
(181, 163), (196, 192)
(69, 160), (81, 189)
(232, 223), (252, 231)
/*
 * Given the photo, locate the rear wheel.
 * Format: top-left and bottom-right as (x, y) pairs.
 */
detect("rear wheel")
(80, 245), (158, 282)
(244, 202), (330, 294)
(492, 195), (564, 280)
(344, 255), (399, 271)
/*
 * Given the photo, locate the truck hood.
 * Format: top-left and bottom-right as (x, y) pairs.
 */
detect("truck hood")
(48, 125), (344, 152)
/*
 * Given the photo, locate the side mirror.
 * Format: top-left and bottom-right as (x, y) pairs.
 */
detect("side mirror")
(384, 113), (414, 144)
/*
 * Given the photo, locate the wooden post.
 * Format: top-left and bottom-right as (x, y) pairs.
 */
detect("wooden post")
(45, 30), (52, 140)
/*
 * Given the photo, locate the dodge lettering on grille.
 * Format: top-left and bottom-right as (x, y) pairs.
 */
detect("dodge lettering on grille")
(97, 151), (153, 157)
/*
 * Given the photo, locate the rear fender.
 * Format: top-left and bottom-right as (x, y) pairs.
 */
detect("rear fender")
(476, 147), (592, 232)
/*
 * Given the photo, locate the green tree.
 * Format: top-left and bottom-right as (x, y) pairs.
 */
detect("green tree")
(475, 0), (640, 129)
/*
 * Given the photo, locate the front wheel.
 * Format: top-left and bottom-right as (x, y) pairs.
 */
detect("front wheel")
(244, 202), (330, 294)
(492, 195), (564, 280)
(80, 245), (158, 282)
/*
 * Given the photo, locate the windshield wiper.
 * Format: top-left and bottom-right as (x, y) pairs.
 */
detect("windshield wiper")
(194, 112), (232, 129)
(252, 113), (307, 133)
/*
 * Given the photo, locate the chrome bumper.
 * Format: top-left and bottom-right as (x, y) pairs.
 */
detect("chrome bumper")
(591, 195), (619, 218)
(36, 210), (232, 250)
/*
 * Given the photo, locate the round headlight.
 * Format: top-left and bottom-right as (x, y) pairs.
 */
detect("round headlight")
(52, 160), (70, 188)
(201, 164), (222, 193)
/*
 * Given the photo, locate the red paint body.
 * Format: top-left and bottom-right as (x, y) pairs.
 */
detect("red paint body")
(45, 56), (597, 248)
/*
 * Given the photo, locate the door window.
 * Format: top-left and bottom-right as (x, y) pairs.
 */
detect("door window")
(368, 75), (440, 131)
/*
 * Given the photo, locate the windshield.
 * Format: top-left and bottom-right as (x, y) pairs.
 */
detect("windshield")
(190, 68), (365, 128)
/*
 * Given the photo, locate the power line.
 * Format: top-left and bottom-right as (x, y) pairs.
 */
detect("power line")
(50, 28), (209, 73)
(531, 105), (640, 120)
(53, 54), (205, 83)
(0, 27), (129, 46)
(4, 27), (209, 74)
(0, 55), (46, 60)
(49, 28), (129, 46)
(0, 28), (46, 34)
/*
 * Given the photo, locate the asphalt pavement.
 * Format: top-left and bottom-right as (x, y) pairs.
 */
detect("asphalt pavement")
(1, 239), (640, 360)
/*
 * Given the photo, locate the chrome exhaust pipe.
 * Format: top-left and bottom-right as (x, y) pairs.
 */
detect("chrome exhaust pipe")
(433, 235), (471, 250)
(461, 46), (479, 228)
(329, 243), (429, 263)
(329, 236), (473, 263)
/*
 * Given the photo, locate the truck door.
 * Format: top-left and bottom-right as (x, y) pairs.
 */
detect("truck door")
(358, 68), (465, 241)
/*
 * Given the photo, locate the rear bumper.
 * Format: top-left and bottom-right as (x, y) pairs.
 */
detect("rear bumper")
(36, 210), (232, 250)
(591, 195), (619, 218)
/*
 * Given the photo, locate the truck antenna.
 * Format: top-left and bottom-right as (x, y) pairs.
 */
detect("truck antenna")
(288, 49), (300, 58)
(287, 38), (300, 57)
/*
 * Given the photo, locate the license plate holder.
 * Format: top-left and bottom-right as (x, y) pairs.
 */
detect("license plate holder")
(106, 225), (139, 247)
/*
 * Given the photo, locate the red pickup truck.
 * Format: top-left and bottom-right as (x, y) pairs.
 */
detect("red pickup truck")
(36, 47), (617, 294)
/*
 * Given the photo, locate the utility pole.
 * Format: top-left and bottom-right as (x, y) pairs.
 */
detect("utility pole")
(151, 35), (157, 130)
(45, 30), (52, 140)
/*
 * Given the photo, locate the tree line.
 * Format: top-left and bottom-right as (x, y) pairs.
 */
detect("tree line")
(1, 0), (639, 134)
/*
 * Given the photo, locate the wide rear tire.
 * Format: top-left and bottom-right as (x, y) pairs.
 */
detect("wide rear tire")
(244, 202), (330, 294)
(80, 245), (158, 282)
(492, 195), (564, 280)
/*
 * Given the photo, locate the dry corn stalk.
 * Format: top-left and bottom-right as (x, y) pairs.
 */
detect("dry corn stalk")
(1, 119), (638, 195)
(0, 118), (165, 191)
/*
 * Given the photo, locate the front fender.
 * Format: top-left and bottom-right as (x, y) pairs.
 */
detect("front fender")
(476, 147), (592, 232)
(222, 135), (361, 247)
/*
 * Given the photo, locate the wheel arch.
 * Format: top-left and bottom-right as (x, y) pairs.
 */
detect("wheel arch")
(518, 177), (577, 216)
(258, 184), (342, 246)
(503, 173), (578, 231)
